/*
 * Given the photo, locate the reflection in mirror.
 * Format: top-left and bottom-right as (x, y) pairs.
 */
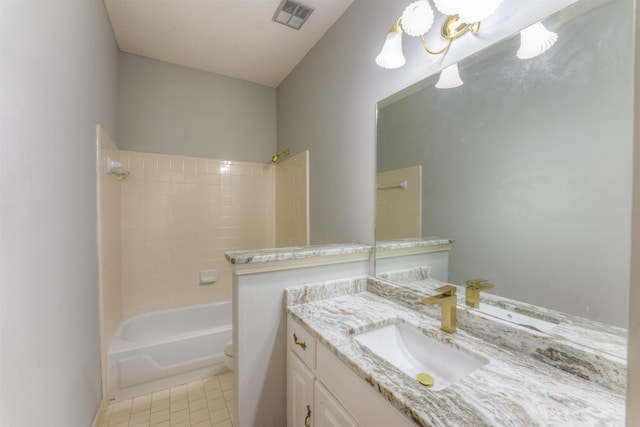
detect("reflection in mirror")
(375, 0), (631, 358)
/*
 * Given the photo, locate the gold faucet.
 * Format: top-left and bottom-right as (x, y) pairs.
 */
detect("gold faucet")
(422, 285), (457, 333)
(465, 279), (495, 308)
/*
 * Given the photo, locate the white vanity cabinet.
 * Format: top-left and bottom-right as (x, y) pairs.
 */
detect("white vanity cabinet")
(287, 316), (357, 427)
(287, 315), (414, 427)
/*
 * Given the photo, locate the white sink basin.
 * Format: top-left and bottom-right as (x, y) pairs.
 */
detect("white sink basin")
(478, 304), (557, 333)
(353, 322), (488, 391)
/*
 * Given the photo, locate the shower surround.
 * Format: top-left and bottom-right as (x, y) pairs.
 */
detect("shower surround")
(97, 132), (309, 400)
(119, 150), (276, 317)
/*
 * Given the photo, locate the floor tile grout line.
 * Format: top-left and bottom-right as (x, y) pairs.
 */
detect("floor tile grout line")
(100, 373), (233, 427)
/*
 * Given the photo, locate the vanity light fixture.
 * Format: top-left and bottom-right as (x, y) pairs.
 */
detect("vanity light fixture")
(376, 0), (503, 69)
(517, 22), (558, 60)
(435, 63), (463, 89)
(375, 18), (406, 69)
(272, 0), (314, 30)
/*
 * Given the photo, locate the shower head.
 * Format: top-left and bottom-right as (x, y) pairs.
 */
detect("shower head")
(105, 156), (130, 180)
(271, 149), (290, 164)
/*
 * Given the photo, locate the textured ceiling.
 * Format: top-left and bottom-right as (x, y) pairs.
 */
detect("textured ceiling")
(104, 0), (354, 87)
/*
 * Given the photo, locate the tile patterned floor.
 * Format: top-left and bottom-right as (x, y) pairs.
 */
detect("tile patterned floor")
(96, 372), (234, 427)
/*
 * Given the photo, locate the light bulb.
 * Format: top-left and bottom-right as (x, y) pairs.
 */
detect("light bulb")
(400, 1), (435, 37)
(517, 22), (558, 60)
(433, 0), (503, 24)
(376, 24), (406, 69)
(435, 63), (463, 89)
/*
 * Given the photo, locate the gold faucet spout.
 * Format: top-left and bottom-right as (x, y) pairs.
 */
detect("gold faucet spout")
(465, 279), (495, 308)
(422, 285), (457, 333)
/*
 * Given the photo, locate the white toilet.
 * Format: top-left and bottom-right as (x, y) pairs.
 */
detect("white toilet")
(224, 340), (234, 371)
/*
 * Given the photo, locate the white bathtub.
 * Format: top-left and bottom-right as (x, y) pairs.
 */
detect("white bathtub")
(108, 301), (232, 400)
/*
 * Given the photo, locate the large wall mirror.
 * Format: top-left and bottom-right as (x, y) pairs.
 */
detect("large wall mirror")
(375, 0), (632, 357)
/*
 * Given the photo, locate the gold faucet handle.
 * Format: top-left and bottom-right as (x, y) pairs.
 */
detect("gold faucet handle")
(465, 279), (486, 287)
(423, 285), (457, 305)
(465, 279), (494, 291)
(464, 280), (495, 308)
(422, 285), (458, 333)
(476, 282), (495, 291)
(434, 285), (457, 296)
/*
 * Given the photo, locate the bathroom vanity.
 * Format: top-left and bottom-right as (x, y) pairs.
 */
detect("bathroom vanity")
(227, 243), (626, 426)
(284, 277), (625, 426)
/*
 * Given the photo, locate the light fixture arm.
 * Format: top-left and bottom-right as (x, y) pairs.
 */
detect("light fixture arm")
(389, 16), (403, 35)
(417, 15), (481, 56)
(420, 34), (452, 55)
(441, 15), (478, 40)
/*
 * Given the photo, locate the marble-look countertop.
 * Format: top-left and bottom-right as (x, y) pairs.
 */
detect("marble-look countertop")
(378, 267), (628, 361)
(375, 237), (454, 251)
(285, 279), (625, 427)
(225, 243), (371, 265)
(367, 278), (627, 395)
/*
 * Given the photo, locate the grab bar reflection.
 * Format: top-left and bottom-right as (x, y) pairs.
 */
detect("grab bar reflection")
(377, 180), (408, 191)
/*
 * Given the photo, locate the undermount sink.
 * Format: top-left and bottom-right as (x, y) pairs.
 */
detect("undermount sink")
(353, 322), (488, 391)
(478, 304), (557, 333)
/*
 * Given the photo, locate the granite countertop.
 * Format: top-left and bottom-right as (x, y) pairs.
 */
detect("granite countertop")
(377, 267), (628, 360)
(375, 237), (454, 251)
(225, 243), (371, 265)
(285, 279), (625, 427)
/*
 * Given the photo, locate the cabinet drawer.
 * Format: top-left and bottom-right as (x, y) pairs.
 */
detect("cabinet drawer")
(316, 342), (415, 427)
(288, 316), (316, 369)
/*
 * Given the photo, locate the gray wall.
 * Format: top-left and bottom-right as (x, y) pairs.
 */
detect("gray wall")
(276, 0), (575, 245)
(377, 1), (633, 327)
(117, 53), (277, 162)
(0, 1), (119, 426)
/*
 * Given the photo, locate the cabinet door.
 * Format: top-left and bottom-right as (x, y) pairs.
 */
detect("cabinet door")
(288, 351), (314, 427)
(314, 381), (358, 427)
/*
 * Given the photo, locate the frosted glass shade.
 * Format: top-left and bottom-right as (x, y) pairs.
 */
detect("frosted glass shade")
(376, 28), (406, 69)
(517, 22), (558, 60)
(400, 1), (435, 37)
(433, 0), (503, 24)
(435, 63), (463, 89)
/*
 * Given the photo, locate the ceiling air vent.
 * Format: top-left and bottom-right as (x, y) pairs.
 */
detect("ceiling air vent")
(272, 0), (314, 30)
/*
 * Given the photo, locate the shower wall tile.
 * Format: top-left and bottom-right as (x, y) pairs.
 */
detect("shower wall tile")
(120, 151), (276, 317)
(276, 150), (309, 247)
